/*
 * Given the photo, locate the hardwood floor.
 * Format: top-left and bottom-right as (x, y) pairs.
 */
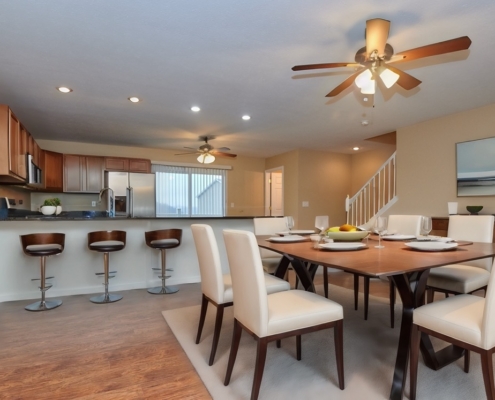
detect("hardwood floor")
(0, 270), (389, 399)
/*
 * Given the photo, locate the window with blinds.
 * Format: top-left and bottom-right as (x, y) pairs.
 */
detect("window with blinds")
(152, 164), (226, 217)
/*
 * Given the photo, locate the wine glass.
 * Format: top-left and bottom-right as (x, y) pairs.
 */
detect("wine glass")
(421, 216), (432, 237)
(315, 216), (329, 243)
(374, 216), (388, 249)
(285, 216), (294, 235)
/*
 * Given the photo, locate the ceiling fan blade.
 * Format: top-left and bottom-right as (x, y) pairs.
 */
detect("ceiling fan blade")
(184, 146), (198, 150)
(292, 62), (359, 71)
(212, 151), (237, 158)
(325, 68), (365, 97)
(365, 18), (390, 58)
(392, 36), (472, 63)
(175, 152), (198, 156)
(217, 146), (231, 151)
(386, 65), (422, 90)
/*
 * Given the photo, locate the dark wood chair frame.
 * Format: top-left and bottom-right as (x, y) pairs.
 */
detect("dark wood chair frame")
(224, 317), (344, 400)
(410, 324), (495, 400)
(195, 294), (233, 366)
(426, 284), (487, 303)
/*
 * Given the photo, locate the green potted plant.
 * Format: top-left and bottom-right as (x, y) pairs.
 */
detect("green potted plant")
(41, 198), (62, 215)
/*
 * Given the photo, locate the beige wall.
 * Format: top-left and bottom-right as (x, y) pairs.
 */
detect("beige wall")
(390, 103), (495, 217)
(37, 140), (266, 216)
(0, 186), (31, 210)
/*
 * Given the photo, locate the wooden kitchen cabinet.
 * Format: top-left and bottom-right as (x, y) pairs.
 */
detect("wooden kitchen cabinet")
(64, 154), (104, 193)
(44, 150), (63, 192)
(105, 157), (151, 173)
(0, 105), (29, 183)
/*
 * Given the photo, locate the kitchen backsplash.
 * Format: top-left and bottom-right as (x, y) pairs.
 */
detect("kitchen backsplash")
(30, 192), (101, 212)
(0, 186), (31, 210)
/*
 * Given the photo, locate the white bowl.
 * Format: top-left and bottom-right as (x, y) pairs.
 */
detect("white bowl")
(41, 206), (56, 215)
(325, 230), (369, 242)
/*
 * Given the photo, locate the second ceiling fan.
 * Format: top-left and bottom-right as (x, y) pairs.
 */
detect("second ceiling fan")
(175, 136), (237, 164)
(292, 18), (472, 97)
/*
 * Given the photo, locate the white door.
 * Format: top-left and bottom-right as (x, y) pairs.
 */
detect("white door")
(271, 172), (283, 216)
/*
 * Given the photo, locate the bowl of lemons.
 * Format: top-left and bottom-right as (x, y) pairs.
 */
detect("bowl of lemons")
(325, 224), (369, 242)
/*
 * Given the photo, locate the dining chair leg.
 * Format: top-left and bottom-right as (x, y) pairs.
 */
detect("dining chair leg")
(353, 274), (359, 310)
(334, 319), (345, 390)
(224, 319), (243, 386)
(426, 288), (434, 304)
(276, 340), (281, 348)
(409, 324), (421, 400)
(252, 338), (268, 400)
(323, 266), (329, 298)
(364, 276), (370, 320)
(480, 349), (495, 400)
(195, 294), (209, 344)
(464, 349), (470, 373)
(296, 335), (301, 361)
(389, 280), (396, 329)
(209, 304), (225, 366)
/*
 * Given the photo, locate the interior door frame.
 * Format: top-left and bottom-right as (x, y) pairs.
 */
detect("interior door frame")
(264, 166), (284, 216)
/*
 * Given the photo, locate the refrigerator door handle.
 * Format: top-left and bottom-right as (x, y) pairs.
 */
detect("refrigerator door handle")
(128, 186), (134, 218)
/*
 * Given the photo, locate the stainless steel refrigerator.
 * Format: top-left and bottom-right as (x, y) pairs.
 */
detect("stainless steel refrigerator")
(104, 171), (156, 218)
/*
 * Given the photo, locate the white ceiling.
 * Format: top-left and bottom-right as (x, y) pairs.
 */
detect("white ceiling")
(1, 0), (495, 159)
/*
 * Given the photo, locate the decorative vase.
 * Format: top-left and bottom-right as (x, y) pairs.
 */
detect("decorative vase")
(56, 205), (62, 215)
(41, 206), (56, 215)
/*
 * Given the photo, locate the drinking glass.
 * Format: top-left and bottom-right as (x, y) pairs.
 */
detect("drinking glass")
(285, 216), (294, 235)
(374, 216), (388, 249)
(421, 216), (432, 237)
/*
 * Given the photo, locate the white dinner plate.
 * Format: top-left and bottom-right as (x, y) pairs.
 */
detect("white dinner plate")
(276, 230), (315, 236)
(404, 242), (458, 252)
(267, 235), (306, 243)
(318, 242), (367, 251)
(382, 234), (417, 241)
(415, 236), (455, 242)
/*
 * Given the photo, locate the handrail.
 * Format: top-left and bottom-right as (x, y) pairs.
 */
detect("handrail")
(346, 152), (397, 227)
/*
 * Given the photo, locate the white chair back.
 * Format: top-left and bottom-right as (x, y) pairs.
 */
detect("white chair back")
(191, 224), (225, 304)
(387, 215), (423, 235)
(482, 259), (495, 349)
(448, 215), (494, 271)
(253, 217), (288, 259)
(223, 229), (269, 337)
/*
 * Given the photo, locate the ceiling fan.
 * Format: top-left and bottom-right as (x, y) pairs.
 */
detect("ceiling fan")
(175, 136), (237, 164)
(292, 18), (472, 97)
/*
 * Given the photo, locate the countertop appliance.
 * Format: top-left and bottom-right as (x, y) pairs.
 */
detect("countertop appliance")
(104, 171), (155, 218)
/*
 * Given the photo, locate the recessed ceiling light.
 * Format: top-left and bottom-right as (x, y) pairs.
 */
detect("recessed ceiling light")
(242, 115), (251, 120)
(128, 97), (140, 103)
(353, 147), (360, 151)
(57, 87), (72, 93)
(191, 106), (200, 112)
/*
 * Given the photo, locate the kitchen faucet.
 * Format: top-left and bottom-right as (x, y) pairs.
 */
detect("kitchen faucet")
(98, 187), (115, 217)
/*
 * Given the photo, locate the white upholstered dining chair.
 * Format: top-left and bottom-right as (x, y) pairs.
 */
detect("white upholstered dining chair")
(356, 214), (422, 328)
(410, 258), (495, 400)
(426, 215), (494, 302)
(191, 224), (290, 366)
(222, 229), (344, 400)
(253, 217), (288, 274)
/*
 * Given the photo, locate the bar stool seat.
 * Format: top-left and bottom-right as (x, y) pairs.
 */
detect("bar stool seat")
(88, 230), (126, 304)
(145, 229), (182, 294)
(20, 233), (65, 312)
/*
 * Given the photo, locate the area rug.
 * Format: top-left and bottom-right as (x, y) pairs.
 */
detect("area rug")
(162, 285), (486, 400)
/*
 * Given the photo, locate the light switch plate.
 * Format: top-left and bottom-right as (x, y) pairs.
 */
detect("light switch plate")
(302, 201), (309, 207)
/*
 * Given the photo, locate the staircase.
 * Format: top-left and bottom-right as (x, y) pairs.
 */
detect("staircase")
(346, 152), (397, 227)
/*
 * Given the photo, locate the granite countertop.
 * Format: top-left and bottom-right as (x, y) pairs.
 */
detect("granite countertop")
(1, 210), (261, 221)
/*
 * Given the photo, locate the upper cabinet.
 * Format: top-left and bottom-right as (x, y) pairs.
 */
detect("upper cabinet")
(0, 105), (29, 183)
(64, 154), (104, 193)
(105, 157), (151, 173)
(44, 150), (63, 192)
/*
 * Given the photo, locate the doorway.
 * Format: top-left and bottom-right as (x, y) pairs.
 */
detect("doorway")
(264, 167), (284, 216)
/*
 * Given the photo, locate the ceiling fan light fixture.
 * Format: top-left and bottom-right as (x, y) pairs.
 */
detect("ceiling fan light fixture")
(378, 66), (400, 88)
(360, 79), (375, 94)
(355, 69), (372, 89)
(197, 153), (215, 164)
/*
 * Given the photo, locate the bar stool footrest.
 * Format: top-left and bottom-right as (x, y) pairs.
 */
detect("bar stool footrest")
(31, 276), (54, 281)
(147, 286), (179, 295)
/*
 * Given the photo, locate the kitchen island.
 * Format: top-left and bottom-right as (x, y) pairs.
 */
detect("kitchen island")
(0, 217), (256, 302)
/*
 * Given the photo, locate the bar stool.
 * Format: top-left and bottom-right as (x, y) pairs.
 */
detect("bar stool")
(19, 233), (65, 311)
(145, 229), (182, 294)
(87, 230), (126, 303)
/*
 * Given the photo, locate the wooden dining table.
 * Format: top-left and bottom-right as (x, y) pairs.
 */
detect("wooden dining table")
(257, 235), (495, 400)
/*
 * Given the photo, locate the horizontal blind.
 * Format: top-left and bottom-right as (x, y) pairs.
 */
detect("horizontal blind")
(152, 164), (226, 217)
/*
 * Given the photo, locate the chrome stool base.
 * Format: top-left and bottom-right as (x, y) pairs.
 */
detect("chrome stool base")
(25, 299), (62, 312)
(90, 293), (123, 304)
(147, 286), (179, 294)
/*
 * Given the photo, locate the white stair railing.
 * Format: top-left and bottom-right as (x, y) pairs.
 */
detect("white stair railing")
(346, 152), (397, 227)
